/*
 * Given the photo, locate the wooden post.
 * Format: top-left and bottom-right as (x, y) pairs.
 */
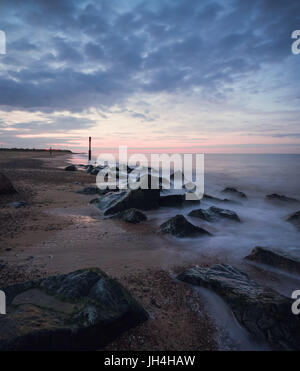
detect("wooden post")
(88, 137), (91, 163)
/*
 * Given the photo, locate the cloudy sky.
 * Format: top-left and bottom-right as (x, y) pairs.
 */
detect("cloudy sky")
(0, 0), (299, 153)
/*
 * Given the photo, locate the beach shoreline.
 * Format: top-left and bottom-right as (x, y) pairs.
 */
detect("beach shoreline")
(0, 150), (220, 350)
(1, 150), (300, 350)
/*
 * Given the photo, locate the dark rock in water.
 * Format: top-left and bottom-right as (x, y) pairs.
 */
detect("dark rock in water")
(0, 173), (17, 195)
(209, 206), (241, 222)
(221, 187), (247, 199)
(245, 246), (300, 275)
(266, 194), (299, 203)
(203, 194), (233, 204)
(188, 208), (215, 222)
(110, 208), (147, 224)
(286, 211), (300, 230)
(133, 173), (170, 189)
(159, 191), (185, 207)
(90, 168), (99, 175)
(0, 268), (148, 351)
(64, 165), (77, 172)
(96, 188), (160, 216)
(160, 215), (211, 238)
(11, 201), (27, 209)
(177, 264), (300, 350)
(188, 206), (240, 222)
(86, 165), (94, 174)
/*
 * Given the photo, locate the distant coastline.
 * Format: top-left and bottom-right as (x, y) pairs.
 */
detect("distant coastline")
(0, 148), (73, 153)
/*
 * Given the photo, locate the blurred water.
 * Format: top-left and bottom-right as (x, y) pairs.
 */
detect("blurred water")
(72, 153), (300, 259)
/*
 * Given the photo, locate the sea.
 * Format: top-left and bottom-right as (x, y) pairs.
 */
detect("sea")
(71, 152), (300, 260)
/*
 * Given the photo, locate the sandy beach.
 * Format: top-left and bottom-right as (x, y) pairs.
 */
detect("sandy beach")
(0, 150), (220, 350)
(1, 150), (300, 351)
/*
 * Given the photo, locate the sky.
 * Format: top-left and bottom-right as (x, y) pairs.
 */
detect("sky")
(0, 0), (299, 153)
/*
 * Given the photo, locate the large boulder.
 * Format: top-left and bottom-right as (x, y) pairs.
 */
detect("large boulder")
(0, 173), (17, 195)
(265, 194), (299, 203)
(286, 211), (300, 230)
(188, 206), (240, 222)
(0, 268), (148, 351)
(245, 246), (300, 275)
(160, 215), (211, 238)
(221, 187), (247, 199)
(110, 208), (147, 224)
(159, 190), (185, 207)
(96, 188), (160, 216)
(177, 264), (300, 350)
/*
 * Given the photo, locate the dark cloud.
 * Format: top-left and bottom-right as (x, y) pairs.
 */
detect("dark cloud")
(10, 116), (96, 133)
(0, 0), (299, 114)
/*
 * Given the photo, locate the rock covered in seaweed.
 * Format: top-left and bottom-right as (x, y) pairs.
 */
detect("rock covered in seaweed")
(0, 268), (148, 351)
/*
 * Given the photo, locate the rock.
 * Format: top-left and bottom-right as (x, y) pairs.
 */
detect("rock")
(203, 194), (233, 204)
(160, 215), (211, 238)
(0, 173), (17, 195)
(188, 206), (240, 222)
(221, 187), (247, 199)
(11, 201), (27, 209)
(265, 194), (299, 203)
(134, 173), (170, 189)
(245, 246), (300, 275)
(177, 264), (300, 350)
(110, 208), (147, 224)
(86, 165), (94, 174)
(64, 165), (77, 172)
(286, 211), (300, 230)
(159, 190), (185, 207)
(209, 206), (241, 222)
(0, 268), (148, 351)
(188, 209), (214, 222)
(96, 188), (160, 216)
(90, 168), (99, 175)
